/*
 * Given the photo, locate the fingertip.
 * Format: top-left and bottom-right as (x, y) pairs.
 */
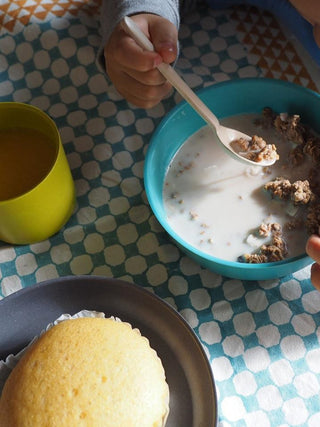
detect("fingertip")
(306, 234), (320, 263)
(148, 17), (178, 64)
(307, 233), (320, 246)
(157, 43), (178, 64)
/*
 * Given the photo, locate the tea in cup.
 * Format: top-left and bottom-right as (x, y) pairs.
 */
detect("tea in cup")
(0, 102), (75, 244)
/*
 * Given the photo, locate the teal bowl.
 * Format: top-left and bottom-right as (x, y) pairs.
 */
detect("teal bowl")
(144, 78), (318, 280)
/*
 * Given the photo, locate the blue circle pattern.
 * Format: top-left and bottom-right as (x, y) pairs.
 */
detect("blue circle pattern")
(0, 5), (320, 426)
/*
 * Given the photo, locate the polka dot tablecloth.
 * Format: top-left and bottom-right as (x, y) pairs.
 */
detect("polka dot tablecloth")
(1, 1), (320, 426)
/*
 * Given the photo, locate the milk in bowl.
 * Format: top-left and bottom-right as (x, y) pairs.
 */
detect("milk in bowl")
(163, 110), (319, 263)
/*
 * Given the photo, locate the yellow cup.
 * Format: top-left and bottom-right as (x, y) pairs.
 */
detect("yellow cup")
(0, 102), (75, 244)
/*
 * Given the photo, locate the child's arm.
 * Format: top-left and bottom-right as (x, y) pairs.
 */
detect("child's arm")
(289, 0), (320, 47)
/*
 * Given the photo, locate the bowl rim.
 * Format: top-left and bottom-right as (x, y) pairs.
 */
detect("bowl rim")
(144, 77), (318, 271)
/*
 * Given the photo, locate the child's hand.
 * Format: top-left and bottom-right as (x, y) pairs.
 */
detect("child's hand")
(104, 13), (178, 108)
(306, 234), (320, 291)
(289, 0), (320, 47)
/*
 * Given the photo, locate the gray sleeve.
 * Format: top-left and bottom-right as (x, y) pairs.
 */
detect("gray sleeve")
(97, 0), (181, 72)
(101, 0), (180, 46)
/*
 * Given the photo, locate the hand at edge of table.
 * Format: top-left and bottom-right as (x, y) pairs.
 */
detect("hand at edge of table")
(306, 234), (320, 291)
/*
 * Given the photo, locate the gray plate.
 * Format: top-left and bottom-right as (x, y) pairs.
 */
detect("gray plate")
(0, 276), (217, 426)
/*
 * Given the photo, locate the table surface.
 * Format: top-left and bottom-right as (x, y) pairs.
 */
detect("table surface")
(1, 1), (320, 426)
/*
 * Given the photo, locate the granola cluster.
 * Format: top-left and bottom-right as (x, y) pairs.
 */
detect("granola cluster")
(240, 107), (320, 264)
(231, 134), (279, 163)
(239, 222), (287, 263)
(264, 178), (315, 205)
(262, 107), (320, 166)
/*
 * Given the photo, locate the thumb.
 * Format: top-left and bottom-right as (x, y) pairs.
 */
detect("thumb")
(148, 16), (178, 64)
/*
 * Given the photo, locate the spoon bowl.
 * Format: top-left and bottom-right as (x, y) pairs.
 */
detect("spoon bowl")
(122, 16), (277, 168)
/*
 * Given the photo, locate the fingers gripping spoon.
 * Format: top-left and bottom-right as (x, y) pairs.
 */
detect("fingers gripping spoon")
(122, 16), (278, 167)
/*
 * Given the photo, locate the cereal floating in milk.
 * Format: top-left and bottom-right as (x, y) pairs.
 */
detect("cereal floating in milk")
(163, 108), (320, 263)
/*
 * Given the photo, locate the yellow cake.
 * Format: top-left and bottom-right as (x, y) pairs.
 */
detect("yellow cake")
(0, 317), (169, 427)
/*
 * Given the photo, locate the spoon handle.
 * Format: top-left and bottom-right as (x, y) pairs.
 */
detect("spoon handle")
(122, 16), (220, 130)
